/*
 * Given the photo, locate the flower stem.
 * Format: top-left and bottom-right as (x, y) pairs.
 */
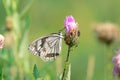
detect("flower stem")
(61, 46), (71, 80)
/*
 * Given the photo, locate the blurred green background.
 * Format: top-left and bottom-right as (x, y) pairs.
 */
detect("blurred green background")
(0, 0), (120, 80)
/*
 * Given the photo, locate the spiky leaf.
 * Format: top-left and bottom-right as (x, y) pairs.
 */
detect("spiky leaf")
(33, 64), (40, 79)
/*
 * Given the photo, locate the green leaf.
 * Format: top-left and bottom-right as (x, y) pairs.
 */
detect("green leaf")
(2, 0), (12, 15)
(20, 0), (34, 18)
(23, 16), (30, 32)
(59, 63), (71, 80)
(18, 16), (30, 52)
(57, 74), (62, 80)
(43, 74), (51, 80)
(0, 58), (9, 80)
(65, 64), (71, 80)
(33, 64), (40, 79)
(0, 66), (3, 80)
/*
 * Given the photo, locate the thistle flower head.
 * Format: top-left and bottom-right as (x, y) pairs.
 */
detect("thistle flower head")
(112, 49), (120, 77)
(0, 34), (5, 49)
(64, 16), (78, 35)
(64, 16), (80, 47)
(93, 22), (120, 45)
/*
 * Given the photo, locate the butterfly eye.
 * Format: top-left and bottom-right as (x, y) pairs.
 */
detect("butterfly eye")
(78, 30), (80, 37)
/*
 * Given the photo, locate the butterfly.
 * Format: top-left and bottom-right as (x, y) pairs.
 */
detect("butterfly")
(28, 32), (63, 62)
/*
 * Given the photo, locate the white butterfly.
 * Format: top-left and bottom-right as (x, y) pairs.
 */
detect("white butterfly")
(28, 32), (63, 61)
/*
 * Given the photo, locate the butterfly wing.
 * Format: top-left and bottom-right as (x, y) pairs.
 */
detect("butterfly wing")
(28, 32), (63, 61)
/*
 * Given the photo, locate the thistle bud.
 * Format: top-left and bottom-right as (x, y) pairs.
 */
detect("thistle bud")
(93, 22), (120, 45)
(0, 34), (5, 49)
(6, 16), (13, 31)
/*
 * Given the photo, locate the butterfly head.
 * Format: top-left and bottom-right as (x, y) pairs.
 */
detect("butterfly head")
(78, 30), (80, 37)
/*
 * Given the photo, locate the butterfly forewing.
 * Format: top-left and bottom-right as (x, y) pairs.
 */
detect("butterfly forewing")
(28, 32), (63, 61)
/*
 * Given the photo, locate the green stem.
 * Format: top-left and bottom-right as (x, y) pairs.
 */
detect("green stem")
(61, 46), (71, 80)
(105, 45), (113, 80)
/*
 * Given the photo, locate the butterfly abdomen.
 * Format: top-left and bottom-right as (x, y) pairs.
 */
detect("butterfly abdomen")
(45, 53), (59, 57)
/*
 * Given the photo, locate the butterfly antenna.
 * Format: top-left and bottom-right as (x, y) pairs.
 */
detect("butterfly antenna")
(59, 27), (65, 32)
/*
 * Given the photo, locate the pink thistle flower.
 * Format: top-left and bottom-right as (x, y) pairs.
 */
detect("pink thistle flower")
(112, 49), (120, 77)
(64, 16), (80, 46)
(0, 34), (5, 49)
(64, 16), (78, 35)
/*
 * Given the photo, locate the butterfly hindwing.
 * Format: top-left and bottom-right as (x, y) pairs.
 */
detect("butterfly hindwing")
(28, 32), (63, 61)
